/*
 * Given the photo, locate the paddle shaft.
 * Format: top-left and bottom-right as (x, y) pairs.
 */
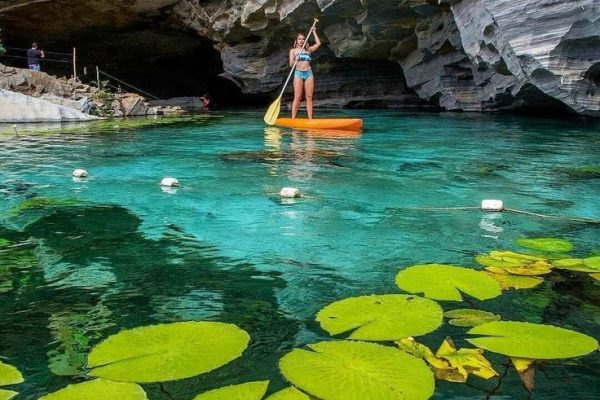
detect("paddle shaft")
(276, 18), (319, 99)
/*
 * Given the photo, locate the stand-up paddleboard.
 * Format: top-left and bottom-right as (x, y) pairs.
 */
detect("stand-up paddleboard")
(274, 118), (363, 132)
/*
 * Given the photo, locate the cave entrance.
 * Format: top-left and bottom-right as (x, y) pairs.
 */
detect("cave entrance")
(0, 21), (264, 107)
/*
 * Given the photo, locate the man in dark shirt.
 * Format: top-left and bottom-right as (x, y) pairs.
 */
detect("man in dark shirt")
(27, 42), (44, 71)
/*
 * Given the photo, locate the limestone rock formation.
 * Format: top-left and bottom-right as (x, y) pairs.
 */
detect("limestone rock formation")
(0, 88), (97, 122)
(1, 0), (598, 116)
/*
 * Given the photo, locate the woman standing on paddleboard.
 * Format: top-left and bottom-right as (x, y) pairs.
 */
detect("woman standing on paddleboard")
(289, 27), (321, 119)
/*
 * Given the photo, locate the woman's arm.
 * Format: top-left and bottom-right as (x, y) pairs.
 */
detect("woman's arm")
(308, 28), (321, 53)
(289, 48), (296, 67)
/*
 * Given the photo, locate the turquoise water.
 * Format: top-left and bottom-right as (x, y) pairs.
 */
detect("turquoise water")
(0, 110), (599, 399)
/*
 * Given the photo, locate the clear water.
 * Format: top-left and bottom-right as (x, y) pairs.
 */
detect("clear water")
(0, 110), (599, 399)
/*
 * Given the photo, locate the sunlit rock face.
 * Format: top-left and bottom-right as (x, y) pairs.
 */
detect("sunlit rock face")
(1, 0), (598, 115)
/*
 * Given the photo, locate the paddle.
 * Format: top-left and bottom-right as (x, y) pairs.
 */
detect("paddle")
(264, 18), (319, 125)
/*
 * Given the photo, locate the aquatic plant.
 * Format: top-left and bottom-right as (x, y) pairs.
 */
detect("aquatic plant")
(397, 337), (498, 382)
(316, 294), (443, 340)
(395, 264), (502, 301)
(37, 379), (147, 400)
(444, 309), (501, 327)
(279, 340), (435, 400)
(11, 197), (80, 215)
(516, 237), (573, 253)
(4, 229), (599, 399)
(191, 381), (269, 400)
(88, 321), (250, 382)
(264, 386), (309, 400)
(0, 359), (23, 400)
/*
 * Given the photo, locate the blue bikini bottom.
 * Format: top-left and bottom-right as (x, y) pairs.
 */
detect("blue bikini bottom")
(294, 69), (313, 81)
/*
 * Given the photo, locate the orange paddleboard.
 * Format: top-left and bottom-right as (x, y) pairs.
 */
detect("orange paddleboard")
(274, 118), (363, 132)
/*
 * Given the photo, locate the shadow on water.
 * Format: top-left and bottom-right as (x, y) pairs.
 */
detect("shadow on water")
(0, 204), (300, 399)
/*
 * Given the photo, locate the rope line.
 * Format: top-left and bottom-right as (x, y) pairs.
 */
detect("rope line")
(3, 46), (72, 56)
(388, 206), (600, 224)
(98, 69), (159, 100)
(0, 54), (71, 64)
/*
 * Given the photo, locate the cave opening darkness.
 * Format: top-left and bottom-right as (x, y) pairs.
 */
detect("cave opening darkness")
(0, 14), (267, 108)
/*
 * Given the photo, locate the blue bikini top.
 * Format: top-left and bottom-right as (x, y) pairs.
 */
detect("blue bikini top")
(297, 51), (311, 62)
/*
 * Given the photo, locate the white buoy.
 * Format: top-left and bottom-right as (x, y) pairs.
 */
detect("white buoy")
(160, 177), (179, 187)
(481, 199), (504, 212)
(280, 187), (300, 198)
(72, 169), (88, 178)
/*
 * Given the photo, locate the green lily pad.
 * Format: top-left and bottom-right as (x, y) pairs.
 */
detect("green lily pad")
(516, 238), (573, 253)
(0, 389), (19, 400)
(467, 321), (598, 359)
(279, 340), (434, 400)
(0, 361), (23, 386)
(444, 309), (501, 327)
(552, 257), (600, 273)
(264, 387), (310, 400)
(484, 272), (544, 290)
(88, 321), (250, 383)
(395, 264), (502, 301)
(477, 251), (552, 275)
(192, 381), (269, 400)
(316, 294), (443, 340)
(38, 379), (147, 400)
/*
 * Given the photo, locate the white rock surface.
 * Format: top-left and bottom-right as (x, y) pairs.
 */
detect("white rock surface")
(0, 89), (98, 122)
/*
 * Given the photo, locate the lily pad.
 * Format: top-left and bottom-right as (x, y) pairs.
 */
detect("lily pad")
(264, 387), (310, 400)
(552, 257), (600, 273)
(477, 252), (552, 275)
(192, 381), (269, 400)
(316, 294), (443, 340)
(484, 272), (544, 290)
(516, 238), (573, 253)
(279, 340), (434, 400)
(38, 379), (147, 400)
(88, 321), (250, 383)
(0, 389), (19, 400)
(0, 361), (23, 386)
(434, 337), (498, 381)
(444, 309), (501, 327)
(467, 321), (598, 359)
(590, 273), (600, 281)
(395, 264), (502, 301)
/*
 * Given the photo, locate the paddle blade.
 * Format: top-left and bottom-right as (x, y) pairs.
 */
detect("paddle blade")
(264, 96), (282, 125)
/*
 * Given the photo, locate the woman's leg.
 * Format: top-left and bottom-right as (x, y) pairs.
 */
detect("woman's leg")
(305, 75), (315, 119)
(292, 76), (304, 119)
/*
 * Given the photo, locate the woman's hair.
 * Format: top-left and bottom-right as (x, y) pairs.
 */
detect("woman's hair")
(293, 32), (305, 47)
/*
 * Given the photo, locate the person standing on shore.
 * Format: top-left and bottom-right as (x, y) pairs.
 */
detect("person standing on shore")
(27, 42), (44, 71)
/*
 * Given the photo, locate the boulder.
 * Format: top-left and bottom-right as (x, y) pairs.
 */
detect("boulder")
(0, 88), (98, 122)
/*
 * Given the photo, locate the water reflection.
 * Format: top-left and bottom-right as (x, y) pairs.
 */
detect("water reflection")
(263, 127), (361, 181)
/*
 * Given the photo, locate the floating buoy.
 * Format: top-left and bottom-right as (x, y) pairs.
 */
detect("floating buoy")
(160, 177), (180, 187)
(481, 199), (504, 212)
(72, 169), (88, 178)
(280, 187), (300, 198)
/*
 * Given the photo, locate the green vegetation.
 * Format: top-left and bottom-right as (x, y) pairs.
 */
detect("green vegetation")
(0, 360), (23, 400)
(88, 321), (250, 383)
(192, 381), (269, 400)
(395, 264), (502, 301)
(1, 235), (599, 399)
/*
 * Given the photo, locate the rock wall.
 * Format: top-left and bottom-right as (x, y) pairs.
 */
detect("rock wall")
(1, 0), (598, 116)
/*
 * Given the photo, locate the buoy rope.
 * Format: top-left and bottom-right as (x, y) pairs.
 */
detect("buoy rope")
(389, 206), (600, 224)
(504, 208), (600, 224)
